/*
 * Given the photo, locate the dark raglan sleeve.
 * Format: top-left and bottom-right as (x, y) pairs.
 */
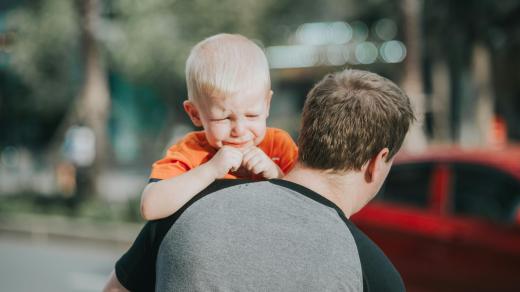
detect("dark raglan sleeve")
(114, 178), (179, 290)
(115, 221), (159, 292)
(344, 220), (406, 292)
(115, 213), (183, 292)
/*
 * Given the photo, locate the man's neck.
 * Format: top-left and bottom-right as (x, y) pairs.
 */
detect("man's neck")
(283, 163), (361, 218)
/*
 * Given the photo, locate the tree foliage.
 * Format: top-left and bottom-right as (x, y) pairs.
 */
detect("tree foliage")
(7, 0), (80, 117)
(4, 0), (520, 148)
(101, 0), (277, 88)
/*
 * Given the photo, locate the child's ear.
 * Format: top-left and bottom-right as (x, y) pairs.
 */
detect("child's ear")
(265, 90), (273, 117)
(183, 100), (203, 127)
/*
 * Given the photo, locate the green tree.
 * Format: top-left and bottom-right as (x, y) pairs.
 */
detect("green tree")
(5, 0), (280, 197)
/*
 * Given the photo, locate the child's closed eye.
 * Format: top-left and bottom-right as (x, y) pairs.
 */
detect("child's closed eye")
(211, 117), (229, 122)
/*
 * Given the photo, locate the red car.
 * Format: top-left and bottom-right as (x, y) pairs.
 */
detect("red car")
(351, 146), (520, 292)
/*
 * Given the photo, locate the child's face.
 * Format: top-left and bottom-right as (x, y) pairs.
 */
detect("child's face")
(184, 87), (272, 150)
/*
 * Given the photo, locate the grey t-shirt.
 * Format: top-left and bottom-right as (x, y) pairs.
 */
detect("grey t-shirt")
(155, 181), (362, 291)
(115, 179), (405, 291)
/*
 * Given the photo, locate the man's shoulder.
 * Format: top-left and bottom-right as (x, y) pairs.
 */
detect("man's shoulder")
(203, 179), (255, 193)
(152, 179), (344, 249)
(156, 179), (344, 237)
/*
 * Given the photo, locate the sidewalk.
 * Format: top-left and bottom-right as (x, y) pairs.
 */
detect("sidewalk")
(0, 212), (142, 247)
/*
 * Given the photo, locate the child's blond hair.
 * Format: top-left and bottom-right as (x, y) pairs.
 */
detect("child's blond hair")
(185, 34), (270, 102)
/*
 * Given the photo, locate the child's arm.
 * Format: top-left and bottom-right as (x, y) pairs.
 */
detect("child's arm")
(241, 146), (284, 179)
(140, 146), (243, 220)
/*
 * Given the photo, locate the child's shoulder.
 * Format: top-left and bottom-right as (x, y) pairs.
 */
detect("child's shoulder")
(266, 127), (291, 136)
(261, 128), (298, 170)
(265, 127), (294, 141)
(261, 128), (297, 152)
(167, 130), (211, 152)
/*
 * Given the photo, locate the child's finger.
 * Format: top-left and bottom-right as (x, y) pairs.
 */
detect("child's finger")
(241, 146), (255, 159)
(242, 147), (262, 164)
(225, 146), (244, 156)
(251, 161), (266, 175)
(244, 154), (263, 171)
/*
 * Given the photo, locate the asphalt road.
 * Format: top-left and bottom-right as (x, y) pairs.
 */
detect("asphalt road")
(0, 234), (127, 292)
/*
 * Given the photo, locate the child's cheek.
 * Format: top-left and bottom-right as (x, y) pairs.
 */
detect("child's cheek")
(210, 124), (230, 140)
(256, 120), (268, 134)
(252, 121), (268, 143)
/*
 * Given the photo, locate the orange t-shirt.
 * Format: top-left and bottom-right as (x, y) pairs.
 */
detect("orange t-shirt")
(150, 127), (298, 180)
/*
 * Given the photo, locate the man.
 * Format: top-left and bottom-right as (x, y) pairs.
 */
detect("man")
(104, 69), (414, 291)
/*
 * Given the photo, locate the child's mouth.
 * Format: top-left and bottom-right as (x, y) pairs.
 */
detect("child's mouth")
(223, 141), (250, 148)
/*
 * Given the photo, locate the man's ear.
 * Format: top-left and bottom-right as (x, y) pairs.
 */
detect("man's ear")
(364, 148), (391, 183)
(265, 90), (273, 118)
(183, 100), (203, 127)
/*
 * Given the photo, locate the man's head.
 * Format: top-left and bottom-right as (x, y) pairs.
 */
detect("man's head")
(183, 34), (272, 149)
(298, 69), (414, 210)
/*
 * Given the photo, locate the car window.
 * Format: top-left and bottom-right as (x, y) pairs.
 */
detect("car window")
(376, 162), (433, 208)
(451, 163), (520, 224)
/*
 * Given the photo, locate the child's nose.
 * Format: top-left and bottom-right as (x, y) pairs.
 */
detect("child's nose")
(231, 119), (246, 136)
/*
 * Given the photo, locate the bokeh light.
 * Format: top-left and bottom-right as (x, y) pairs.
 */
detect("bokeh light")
(351, 21), (369, 42)
(380, 40), (407, 63)
(355, 42), (378, 64)
(374, 18), (398, 41)
(329, 22), (353, 44)
(295, 22), (330, 45)
(266, 45), (319, 68)
(326, 45), (347, 66)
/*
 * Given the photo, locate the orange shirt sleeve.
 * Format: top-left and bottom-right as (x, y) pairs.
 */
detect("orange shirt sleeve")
(149, 146), (192, 180)
(149, 132), (215, 180)
(259, 128), (299, 174)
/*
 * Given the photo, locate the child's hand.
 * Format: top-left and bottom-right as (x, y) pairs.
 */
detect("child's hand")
(207, 146), (244, 178)
(242, 146), (283, 179)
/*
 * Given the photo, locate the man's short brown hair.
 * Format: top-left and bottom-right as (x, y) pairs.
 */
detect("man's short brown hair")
(298, 69), (415, 171)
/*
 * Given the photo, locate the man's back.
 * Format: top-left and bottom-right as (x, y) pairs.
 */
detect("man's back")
(156, 180), (363, 291)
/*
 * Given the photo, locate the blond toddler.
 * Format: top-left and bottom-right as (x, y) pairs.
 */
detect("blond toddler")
(140, 34), (298, 220)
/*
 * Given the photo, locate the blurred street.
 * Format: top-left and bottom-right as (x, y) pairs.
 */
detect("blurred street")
(0, 234), (126, 292)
